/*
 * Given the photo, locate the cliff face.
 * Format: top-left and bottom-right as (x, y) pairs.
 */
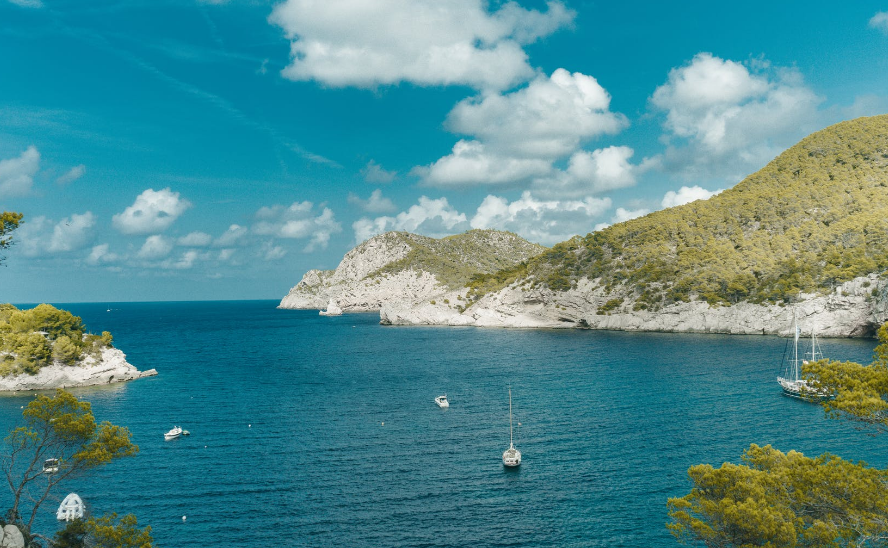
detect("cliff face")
(380, 273), (888, 337)
(0, 348), (157, 392)
(279, 230), (546, 311)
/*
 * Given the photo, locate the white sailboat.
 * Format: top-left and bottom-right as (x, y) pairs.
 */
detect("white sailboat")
(777, 310), (830, 400)
(502, 388), (521, 467)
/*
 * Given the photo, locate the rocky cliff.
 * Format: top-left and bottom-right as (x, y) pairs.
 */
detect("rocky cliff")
(0, 347), (157, 392)
(279, 230), (546, 311)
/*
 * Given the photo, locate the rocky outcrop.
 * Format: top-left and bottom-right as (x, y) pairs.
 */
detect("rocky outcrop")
(0, 525), (25, 548)
(381, 274), (888, 338)
(0, 348), (157, 392)
(279, 230), (545, 312)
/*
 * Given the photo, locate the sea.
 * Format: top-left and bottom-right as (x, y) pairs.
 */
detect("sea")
(0, 300), (884, 547)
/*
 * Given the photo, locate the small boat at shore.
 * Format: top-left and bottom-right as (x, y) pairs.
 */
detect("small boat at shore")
(435, 394), (449, 408)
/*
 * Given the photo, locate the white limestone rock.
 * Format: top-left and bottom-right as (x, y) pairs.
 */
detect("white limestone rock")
(0, 525), (24, 548)
(0, 348), (158, 392)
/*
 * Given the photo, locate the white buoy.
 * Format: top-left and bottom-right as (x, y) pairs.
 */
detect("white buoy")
(182, 516), (186, 521)
(381, 422), (384, 426)
(248, 424), (251, 428)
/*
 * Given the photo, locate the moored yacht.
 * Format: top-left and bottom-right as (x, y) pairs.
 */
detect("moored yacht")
(435, 394), (449, 408)
(503, 387), (521, 467)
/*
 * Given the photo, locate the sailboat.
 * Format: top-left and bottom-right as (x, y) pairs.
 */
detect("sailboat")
(502, 387), (521, 467)
(777, 310), (830, 400)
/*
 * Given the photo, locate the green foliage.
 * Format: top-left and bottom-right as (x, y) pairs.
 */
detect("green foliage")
(3, 390), (139, 529)
(86, 513), (153, 548)
(369, 230), (545, 291)
(0, 211), (23, 266)
(668, 444), (888, 547)
(53, 519), (88, 548)
(470, 116), (888, 307)
(597, 298), (624, 315)
(0, 304), (115, 377)
(804, 321), (888, 432)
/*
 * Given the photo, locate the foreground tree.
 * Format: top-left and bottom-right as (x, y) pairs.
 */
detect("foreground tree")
(2, 390), (138, 531)
(53, 514), (153, 548)
(667, 444), (888, 547)
(0, 211), (23, 266)
(803, 322), (888, 432)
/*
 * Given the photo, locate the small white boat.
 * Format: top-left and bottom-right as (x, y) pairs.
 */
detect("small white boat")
(43, 458), (59, 474)
(502, 388), (521, 467)
(57, 493), (84, 521)
(434, 394), (449, 408)
(164, 426), (183, 440)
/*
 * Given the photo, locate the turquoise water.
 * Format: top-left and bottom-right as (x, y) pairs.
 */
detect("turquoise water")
(1, 301), (883, 547)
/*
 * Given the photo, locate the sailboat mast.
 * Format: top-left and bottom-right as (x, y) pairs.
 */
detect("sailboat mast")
(792, 309), (800, 381)
(509, 387), (514, 447)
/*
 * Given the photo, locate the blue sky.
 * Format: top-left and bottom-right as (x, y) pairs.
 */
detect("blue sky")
(2, 0), (887, 303)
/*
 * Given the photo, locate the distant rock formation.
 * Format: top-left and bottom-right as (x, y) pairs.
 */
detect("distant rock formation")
(0, 347), (157, 392)
(279, 229), (546, 312)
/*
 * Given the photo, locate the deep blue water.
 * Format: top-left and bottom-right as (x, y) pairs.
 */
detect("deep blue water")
(1, 301), (884, 547)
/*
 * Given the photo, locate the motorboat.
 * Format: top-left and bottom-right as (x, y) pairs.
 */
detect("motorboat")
(164, 426), (183, 440)
(57, 493), (84, 521)
(43, 458), (59, 474)
(435, 394), (449, 408)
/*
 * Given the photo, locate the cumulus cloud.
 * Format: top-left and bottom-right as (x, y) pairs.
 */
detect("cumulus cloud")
(261, 241), (287, 261)
(661, 185), (723, 208)
(177, 231), (213, 247)
(112, 188), (192, 235)
(417, 68), (629, 190)
(269, 0), (573, 91)
(650, 53), (823, 182)
(86, 244), (120, 265)
(353, 196), (469, 242)
(532, 146), (639, 199)
(137, 235), (174, 260)
(870, 12), (888, 33)
(213, 224), (249, 247)
(56, 164), (85, 185)
(252, 201), (342, 252)
(348, 189), (397, 213)
(16, 212), (96, 257)
(361, 160), (397, 184)
(0, 146), (40, 198)
(471, 191), (611, 245)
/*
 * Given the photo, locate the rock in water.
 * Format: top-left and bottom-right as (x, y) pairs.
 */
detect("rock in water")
(1, 525), (25, 548)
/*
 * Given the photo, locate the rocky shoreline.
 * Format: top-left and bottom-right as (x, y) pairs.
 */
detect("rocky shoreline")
(0, 347), (157, 392)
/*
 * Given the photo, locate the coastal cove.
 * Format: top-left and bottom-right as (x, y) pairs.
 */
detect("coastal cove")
(1, 300), (884, 547)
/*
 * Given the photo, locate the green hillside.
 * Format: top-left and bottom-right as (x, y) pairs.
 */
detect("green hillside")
(469, 115), (888, 309)
(370, 229), (547, 289)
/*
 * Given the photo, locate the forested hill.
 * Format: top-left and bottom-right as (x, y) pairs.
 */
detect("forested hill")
(470, 115), (888, 309)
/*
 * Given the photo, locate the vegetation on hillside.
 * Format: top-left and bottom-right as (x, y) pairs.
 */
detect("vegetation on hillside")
(469, 115), (888, 308)
(0, 304), (113, 377)
(369, 229), (546, 289)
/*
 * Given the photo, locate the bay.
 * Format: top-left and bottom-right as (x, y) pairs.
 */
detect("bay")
(1, 300), (883, 547)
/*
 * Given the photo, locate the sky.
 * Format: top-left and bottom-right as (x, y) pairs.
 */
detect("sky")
(2, 0), (888, 303)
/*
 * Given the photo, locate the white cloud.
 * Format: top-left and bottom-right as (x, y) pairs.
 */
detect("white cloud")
(252, 201), (342, 252)
(361, 160), (397, 184)
(269, 0), (573, 91)
(870, 12), (888, 33)
(532, 146), (638, 199)
(470, 191), (611, 245)
(447, 69), (626, 159)
(650, 53), (823, 182)
(112, 188), (192, 235)
(416, 140), (554, 187)
(6, 0), (43, 7)
(661, 185), (723, 209)
(261, 241), (287, 261)
(0, 146), (40, 198)
(16, 212), (96, 257)
(348, 189), (397, 213)
(137, 235), (174, 260)
(160, 250), (207, 270)
(56, 164), (85, 185)
(214, 224), (249, 247)
(86, 244), (120, 265)
(353, 196), (469, 242)
(177, 231), (213, 247)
